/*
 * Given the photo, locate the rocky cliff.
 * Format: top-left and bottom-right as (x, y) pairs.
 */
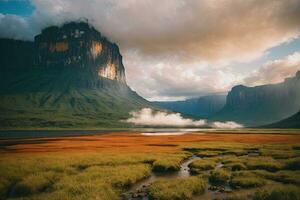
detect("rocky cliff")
(0, 22), (152, 129)
(34, 22), (126, 83)
(155, 94), (226, 118)
(0, 22), (126, 83)
(213, 71), (300, 126)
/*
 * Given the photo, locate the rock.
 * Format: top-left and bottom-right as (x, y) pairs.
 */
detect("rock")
(34, 22), (126, 83)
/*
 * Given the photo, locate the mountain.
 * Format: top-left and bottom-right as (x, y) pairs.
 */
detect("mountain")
(0, 22), (152, 129)
(154, 94), (226, 118)
(263, 110), (300, 128)
(212, 71), (300, 126)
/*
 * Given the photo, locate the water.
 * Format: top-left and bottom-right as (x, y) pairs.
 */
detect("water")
(123, 156), (201, 200)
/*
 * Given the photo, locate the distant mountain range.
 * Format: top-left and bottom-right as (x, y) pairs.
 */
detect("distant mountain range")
(263, 110), (300, 128)
(0, 22), (152, 129)
(156, 71), (300, 127)
(154, 94), (226, 118)
(212, 71), (300, 126)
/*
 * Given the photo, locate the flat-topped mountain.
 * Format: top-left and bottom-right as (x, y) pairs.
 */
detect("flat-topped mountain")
(34, 22), (126, 83)
(0, 22), (152, 129)
(212, 71), (300, 126)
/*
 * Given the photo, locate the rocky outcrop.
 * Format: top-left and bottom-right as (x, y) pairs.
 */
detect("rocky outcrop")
(0, 21), (152, 129)
(34, 22), (126, 83)
(213, 71), (300, 126)
(0, 22), (126, 84)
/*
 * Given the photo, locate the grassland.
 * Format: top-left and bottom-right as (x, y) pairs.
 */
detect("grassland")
(0, 131), (300, 200)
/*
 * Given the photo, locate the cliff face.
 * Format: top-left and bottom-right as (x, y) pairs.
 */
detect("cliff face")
(0, 22), (152, 129)
(213, 71), (300, 126)
(34, 22), (126, 83)
(155, 94), (226, 118)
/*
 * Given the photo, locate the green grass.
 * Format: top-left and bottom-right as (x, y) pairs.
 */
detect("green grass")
(188, 159), (216, 172)
(254, 170), (300, 184)
(245, 156), (283, 172)
(196, 150), (223, 157)
(253, 186), (300, 200)
(0, 153), (156, 200)
(0, 68), (155, 130)
(152, 153), (190, 172)
(209, 169), (230, 185)
(284, 157), (300, 170)
(148, 176), (206, 200)
(230, 171), (266, 188)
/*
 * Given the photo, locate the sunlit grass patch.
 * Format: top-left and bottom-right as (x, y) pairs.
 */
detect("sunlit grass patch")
(152, 153), (190, 172)
(254, 170), (300, 185)
(10, 172), (58, 197)
(230, 171), (266, 189)
(188, 159), (216, 173)
(209, 169), (230, 185)
(80, 163), (151, 188)
(261, 149), (299, 159)
(223, 149), (248, 156)
(196, 150), (223, 157)
(253, 186), (300, 200)
(148, 176), (206, 200)
(245, 156), (283, 172)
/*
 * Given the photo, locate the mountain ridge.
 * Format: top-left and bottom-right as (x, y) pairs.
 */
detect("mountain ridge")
(212, 71), (300, 126)
(0, 22), (152, 129)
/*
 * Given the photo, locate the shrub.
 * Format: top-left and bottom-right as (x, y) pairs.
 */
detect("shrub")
(148, 176), (206, 200)
(246, 157), (282, 172)
(10, 172), (57, 197)
(284, 157), (300, 170)
(196, 151), (223, 157)
(229, 163), (247, 171)
(254, 170), (300, 184)
(209, 169), (230, 185)
(152, 159), (181, 172)
(223, 149), (248, 156)
(253, 186), (300, 200)
(188, 159), (216, 171)
(230, 171), (265, 188)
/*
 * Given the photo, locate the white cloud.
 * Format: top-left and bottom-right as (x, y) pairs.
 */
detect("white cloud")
(212, 121), (244, 129)
(1, 0), (300, 100)
(125, 108), (207, 127)
(125, 108), (244, 129)
(244, 51), (300, 86)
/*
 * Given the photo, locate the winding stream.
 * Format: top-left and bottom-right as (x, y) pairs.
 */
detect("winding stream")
(123, 155), (201, 200)
(122, 155), (233, 200)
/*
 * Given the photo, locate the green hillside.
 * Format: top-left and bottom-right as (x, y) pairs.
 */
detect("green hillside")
(0, 68), (152, 130)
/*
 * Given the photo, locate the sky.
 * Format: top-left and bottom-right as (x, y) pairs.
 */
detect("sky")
(0, 0), (300, 101)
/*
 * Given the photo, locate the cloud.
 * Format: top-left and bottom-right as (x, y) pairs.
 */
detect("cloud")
(1, 0), (299, 62)
(125, 108), (244, 129)
(0, 14), (36, 40)
(244, 51), (300, 86)
(212, 121), (244, 129)
(125, 108), (207, 127)
(1, 0), (300, 100)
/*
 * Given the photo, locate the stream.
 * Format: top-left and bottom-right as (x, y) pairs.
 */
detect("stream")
(122, 156), (228, 200)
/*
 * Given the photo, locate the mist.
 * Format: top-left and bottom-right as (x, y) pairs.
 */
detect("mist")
(125, 108), (206, 127)
(125, 108), (243, 129)
(212, 121), (244, 129)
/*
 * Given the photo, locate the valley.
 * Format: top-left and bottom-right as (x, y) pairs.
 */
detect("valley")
(0, 130), (300, 200)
